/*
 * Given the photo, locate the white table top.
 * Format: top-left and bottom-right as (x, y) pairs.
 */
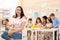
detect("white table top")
(24, 28), (58, 32)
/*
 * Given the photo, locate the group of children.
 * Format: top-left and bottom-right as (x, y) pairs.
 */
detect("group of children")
(2, 13), (59, 31)
(26, 13), (59, 29)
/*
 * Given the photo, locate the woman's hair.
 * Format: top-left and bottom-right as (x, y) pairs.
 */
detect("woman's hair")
(42, 16), (47, 23)
(47, 17), (52, 23)
(35, 17), (41, 25)
(15, 6), (25, 19)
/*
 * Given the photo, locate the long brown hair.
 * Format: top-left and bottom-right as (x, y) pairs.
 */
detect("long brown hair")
(15, 6), (25, 19)
(35, 17), (41, 25)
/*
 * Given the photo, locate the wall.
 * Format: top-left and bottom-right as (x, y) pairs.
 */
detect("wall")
(18, 0), (60, 33)
(18, 0), (60, 21)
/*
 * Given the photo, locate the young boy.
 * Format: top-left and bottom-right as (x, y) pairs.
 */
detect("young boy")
(50, 13), (59, 28)
(26, 18), (33, 28)
(2, 18), (9, 30)
(50, 13), (59, 40)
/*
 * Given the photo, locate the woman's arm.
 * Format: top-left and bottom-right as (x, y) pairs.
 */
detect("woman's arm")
(8, 22), (26, 36)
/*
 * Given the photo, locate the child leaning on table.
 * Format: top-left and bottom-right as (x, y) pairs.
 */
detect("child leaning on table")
(31, 17), (42, 28)
(42, 16), (47, 28)
(2, 18), (9, 31)
(26, 18), (33, 28)
(35, 17), (42, 28)
(46, 17), (52, 28)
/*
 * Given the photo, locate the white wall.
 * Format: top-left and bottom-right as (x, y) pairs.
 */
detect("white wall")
(0, 0), (18, 17)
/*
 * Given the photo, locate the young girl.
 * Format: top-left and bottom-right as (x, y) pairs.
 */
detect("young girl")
(35, 17), (42, 28)
(42, 16), (47, 28)
(46, 17), (52, 29)
(31, 17), (42, 28)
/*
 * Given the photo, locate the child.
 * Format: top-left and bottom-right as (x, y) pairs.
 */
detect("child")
(50, 13), (59, 28)
(26, 18), (33, 28)
(2, 18), (9, 30)
(42, 16), (47, 28)
(35, 17), (42, 28)
(31, 17), (42, 28)
(46, 17), (52, 29)
(50, 13), (59, 40)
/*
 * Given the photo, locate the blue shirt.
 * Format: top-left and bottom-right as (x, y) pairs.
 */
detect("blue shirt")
(27, 23), (33, 28)
(52, 18), (59, 28)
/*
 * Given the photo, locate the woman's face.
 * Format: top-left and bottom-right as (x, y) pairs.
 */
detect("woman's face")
(16, 7), (21, 15)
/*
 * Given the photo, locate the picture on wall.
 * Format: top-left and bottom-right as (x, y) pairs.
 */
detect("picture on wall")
(34, 12), (38, 18)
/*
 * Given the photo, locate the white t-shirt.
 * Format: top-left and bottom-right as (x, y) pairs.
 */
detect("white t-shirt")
(46, 23), (52, 28)
(10, 16), (27, 33)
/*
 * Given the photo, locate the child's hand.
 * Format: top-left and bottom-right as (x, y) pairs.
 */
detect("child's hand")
(9, 24), (15, 30)
(10, 27), (14, 30)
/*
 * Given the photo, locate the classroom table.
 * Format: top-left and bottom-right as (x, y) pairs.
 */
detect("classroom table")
(0, 27), (58, 40)
(22, 28), (58, 40)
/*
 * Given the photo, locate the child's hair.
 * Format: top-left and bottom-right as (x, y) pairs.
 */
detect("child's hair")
(2, 18), (9, 24)
(36, 17), (41, 24)
(50, 13), (55, 17)
(28, 18), (32, 21)
(47, 17), (52, 23)
(42, 16), (47, 23)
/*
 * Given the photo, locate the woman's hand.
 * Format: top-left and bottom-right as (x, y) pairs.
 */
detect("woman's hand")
(8, 24), (15, 36)
(8, 28), (15, 36)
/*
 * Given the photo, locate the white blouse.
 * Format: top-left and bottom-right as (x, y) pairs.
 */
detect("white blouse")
(11, 16), (27, 33)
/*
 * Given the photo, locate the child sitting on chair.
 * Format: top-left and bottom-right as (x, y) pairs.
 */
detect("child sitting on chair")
(46, 17), (52, 29)
(2, 18), (10, 31)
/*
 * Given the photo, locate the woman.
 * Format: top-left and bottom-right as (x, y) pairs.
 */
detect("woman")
(1, 6), (27, 40)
